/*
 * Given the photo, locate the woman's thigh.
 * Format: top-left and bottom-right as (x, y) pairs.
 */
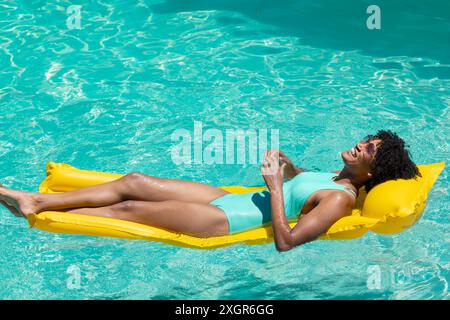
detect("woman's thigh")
(110, 199), (230, 237)
(122, 173), (230, 204)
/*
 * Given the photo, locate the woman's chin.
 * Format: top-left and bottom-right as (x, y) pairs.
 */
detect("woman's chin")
(340, 151), (349, 162)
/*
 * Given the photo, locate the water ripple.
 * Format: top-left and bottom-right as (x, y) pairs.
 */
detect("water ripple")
(0, 0), (448, 300)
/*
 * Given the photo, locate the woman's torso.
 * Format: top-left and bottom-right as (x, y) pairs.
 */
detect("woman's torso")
(210, 172), (355, 233)
(281, 171), (351, 218)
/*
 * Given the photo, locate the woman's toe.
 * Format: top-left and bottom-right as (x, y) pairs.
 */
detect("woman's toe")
(0, 199), (23, 217)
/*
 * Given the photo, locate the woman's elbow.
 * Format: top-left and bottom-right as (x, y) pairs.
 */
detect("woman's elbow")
(276, 244), (291, 252)
(275, 241), (302, 252)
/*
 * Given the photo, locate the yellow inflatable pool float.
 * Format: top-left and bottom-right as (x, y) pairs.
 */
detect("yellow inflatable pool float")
(27, 162), (445, 249)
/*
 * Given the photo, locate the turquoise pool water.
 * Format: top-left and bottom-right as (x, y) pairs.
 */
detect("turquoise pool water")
(0, 0), (449, 299)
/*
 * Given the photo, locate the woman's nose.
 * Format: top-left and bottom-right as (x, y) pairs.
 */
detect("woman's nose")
(356, 141), (364, 149)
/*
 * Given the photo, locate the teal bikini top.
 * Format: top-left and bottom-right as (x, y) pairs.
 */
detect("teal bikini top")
(282, 171), (354, 219)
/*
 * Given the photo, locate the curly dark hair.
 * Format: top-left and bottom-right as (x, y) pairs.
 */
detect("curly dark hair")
(364, 130), (421, 192)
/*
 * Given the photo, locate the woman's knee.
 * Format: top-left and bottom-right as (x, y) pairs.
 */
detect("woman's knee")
(120, 172), (157, 193)
(122, 172), (149, 184)
(110, 200), (139, 216)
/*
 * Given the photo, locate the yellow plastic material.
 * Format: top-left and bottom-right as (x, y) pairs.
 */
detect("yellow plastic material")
(28, 162), (445, 249)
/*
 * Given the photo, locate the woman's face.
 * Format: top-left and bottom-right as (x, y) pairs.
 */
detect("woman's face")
(341, 138), (382, 177)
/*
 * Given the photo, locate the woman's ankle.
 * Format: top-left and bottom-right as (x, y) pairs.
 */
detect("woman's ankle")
(32, 193), (49, 213)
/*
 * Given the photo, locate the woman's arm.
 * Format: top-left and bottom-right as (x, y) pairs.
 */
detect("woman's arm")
(278, 150), (305, 180)
(260, 150), (292, 250)
(285, 166), (305, 179)
(275, 193), (353, 251)
(267, 188), (293, 251)
(261, 150), (353, 252)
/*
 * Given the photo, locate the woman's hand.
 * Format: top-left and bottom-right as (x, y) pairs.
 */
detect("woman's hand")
(278, 150), (296, 178)
(260, 150), (292, 252)
(278, 150), (303, 179)
(260, 150), (286, 192)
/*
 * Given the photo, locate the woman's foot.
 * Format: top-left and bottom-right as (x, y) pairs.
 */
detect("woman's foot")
(0, 184), (40, 217)
(0, 199), (23, 217)
(0, 183), (22, 217)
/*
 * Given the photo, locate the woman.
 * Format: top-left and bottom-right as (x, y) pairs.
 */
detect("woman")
(0, 130), (419, 251)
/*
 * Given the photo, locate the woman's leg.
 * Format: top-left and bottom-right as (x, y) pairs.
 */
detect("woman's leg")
(0, 172), (229, 217)
(62, 200), (230, 237)
(0, 199), (21, 217)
